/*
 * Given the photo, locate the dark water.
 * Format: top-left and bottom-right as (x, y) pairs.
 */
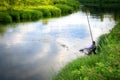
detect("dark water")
(0, 11), (117, 80)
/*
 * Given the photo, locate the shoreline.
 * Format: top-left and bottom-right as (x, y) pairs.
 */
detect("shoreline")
(53, 23), (120, 80)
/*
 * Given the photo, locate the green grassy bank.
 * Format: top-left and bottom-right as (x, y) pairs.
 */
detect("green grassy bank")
(53, 23), (120, 80)
(0, 0), (80, 24)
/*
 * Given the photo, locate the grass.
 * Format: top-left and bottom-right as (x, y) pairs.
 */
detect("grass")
(53, 23), (120, 80)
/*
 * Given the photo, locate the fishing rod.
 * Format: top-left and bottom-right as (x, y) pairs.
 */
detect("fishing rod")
(86, 12), (94, 42)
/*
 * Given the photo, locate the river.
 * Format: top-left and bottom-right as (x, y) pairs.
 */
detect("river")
(0, 11), (116, 80)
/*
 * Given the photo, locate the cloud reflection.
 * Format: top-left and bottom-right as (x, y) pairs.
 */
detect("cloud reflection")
(0, 11), (116, 80)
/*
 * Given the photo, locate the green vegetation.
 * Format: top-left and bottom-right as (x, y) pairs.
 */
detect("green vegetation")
(0, 12), (12, 24)
(0, 0), (80, 24)
(81, 7), (120, 22)
(53, 23), (120, 80)
(78, 0), (120, 8)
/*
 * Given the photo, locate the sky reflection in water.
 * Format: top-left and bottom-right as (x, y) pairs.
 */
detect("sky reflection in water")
(0, 12), (116, 80)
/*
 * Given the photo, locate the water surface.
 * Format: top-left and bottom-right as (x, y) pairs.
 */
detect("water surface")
(0, 11), (116, 80)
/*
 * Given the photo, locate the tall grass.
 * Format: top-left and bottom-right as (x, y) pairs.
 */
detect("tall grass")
(53, 23), (120, 80)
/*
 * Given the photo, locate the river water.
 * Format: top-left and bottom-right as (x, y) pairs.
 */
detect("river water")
(0, 11), (116, 80)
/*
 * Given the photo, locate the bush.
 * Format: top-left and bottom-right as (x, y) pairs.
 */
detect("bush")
(19, 10), (31, 21)
(9, 10), (20, 22)
(36, 8), (51, 18)
(0, 12), (12, 24)
(55, 4), (73, 15)
(49, 7), (61, 17)
(0, 9), (43, 23)
(31, 6), (61, 17)
(29, 10), (43, 21)
(53, 0), (80, 11)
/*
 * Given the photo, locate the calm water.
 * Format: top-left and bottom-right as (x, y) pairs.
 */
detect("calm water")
(0, 11), (116, 80)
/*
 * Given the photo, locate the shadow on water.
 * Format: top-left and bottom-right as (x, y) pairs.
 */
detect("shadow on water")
(0, 25), (7, 36)
(81, 6), (120, 22)
(0, 23), (18, 36)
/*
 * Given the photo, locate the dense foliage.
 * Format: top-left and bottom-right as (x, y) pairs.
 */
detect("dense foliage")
(78, 0), (120, 8)
(53, 23), (120, 80)
(0, 0), (80, 24)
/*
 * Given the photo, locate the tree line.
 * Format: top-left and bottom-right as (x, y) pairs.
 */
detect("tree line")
(78, 0), (120, 8)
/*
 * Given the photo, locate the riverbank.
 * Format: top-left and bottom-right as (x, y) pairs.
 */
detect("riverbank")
(53, 23), (120, 80)
(0, 0), (80, 24)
